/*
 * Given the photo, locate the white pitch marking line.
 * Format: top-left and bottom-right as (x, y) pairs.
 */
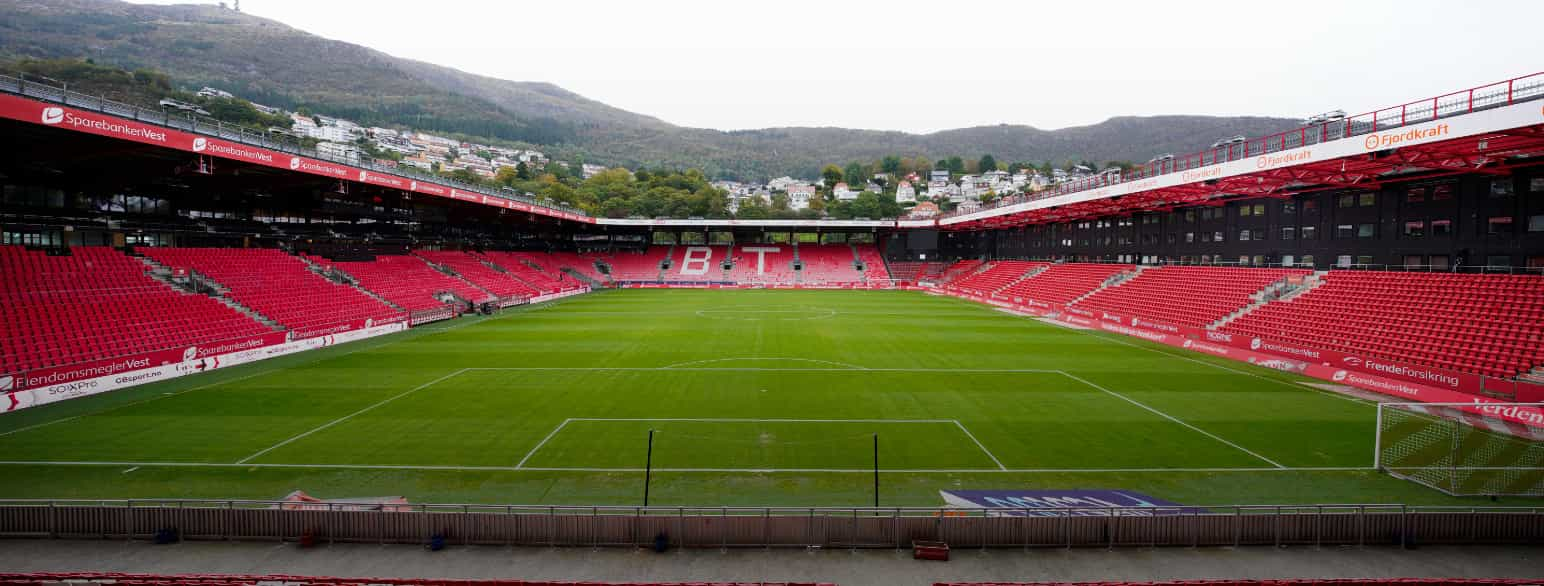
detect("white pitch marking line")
(0, 460), (1375, 473)
(1057, 370), (1287, 469)
(121, 466), (139, 474)
(952, 420), (1007, 471)
(234, 368), (470, 465)
(515, 418), (572, 469)
(659, 357), (868, 370)
(1065, 324), (1372, 407)
(0, 310), (507, 439)
(0, 367), (284, 439)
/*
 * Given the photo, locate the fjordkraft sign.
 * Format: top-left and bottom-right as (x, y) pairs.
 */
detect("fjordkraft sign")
(0, 93), (592, 224)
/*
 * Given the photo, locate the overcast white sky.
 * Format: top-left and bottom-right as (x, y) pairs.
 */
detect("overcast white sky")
(128, 0), (1542, 134)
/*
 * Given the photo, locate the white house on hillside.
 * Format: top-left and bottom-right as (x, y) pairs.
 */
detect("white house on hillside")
(786, 184), (816, 210)
(895, 181), (916, 203)
(833, 182), (857, 201)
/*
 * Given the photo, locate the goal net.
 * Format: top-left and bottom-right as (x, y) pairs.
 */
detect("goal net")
(1375, 402), (1544, 496)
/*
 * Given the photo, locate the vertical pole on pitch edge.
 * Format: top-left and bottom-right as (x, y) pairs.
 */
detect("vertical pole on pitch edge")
(1373, 404), (1384, 470)
(873, 433), (880, 508)
(644, 429), (655, 507)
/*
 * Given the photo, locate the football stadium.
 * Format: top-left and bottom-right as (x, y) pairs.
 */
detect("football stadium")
(0, 2), (1541, 584)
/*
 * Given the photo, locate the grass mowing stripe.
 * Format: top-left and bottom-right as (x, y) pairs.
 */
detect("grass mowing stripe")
(952, 420), (1007, 471)
(234, 368), (470, 464)
(1057, 370), (1287, 469)
(1069, 323), (1374, 407)
(515, 418), (572, 469)
(0, 367), (283, 439)
(0, 460), (1370, 473)
(1, 289), (1469, 506)
(659, 357), (869, 370)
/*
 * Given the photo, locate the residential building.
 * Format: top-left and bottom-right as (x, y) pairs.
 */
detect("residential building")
(786, 184), (816, 210)
(833, 182), (857, 201)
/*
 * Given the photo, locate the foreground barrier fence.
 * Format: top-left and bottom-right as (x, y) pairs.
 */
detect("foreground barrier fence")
(0, 501), (1538, 549)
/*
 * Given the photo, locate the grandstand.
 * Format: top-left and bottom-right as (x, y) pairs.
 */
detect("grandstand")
(415, 250), (540, 303)
(332, 254), (491, 315)
(0, 246), (273, 375)
(2, 65), (1543, 581)
(139, 247), (403, 336)
(794, 244), (855, 284)
(1070, 266), (1312, 328)
(600, 247), (672, 282)
(1222, 271), (1544, 379)
(476, 250), (584, 294)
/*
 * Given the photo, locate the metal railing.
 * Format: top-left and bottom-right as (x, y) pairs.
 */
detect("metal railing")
(945, 72), (1544, 221)
(0, 500), (1537, 549)
(0, 74), (588, 219)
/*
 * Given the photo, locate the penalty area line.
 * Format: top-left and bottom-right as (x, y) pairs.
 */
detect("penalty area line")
(515, 418), (572, 469)
(1057, 370), (1287, 469)
(234, 368), (470, 465)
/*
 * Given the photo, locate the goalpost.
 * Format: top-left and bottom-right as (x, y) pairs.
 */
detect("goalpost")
(1375, 402), (1544, 497)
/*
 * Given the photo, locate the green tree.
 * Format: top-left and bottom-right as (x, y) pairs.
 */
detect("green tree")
(821, 164), (844, 189)
(736, 197), (770, 219)
(946, 156), (965, 175)
(978, 154), (998, 173)
(515, 161), (532, 180)
(881, 155), (902, 174)
(843, 162), (865, 186)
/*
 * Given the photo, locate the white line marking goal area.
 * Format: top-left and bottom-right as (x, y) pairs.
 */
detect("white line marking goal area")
(29, 364), (1286, 474)
(513, 418), (1009, 472)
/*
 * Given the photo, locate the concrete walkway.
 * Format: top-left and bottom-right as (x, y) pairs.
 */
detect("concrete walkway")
(0, 541), (1540, 585)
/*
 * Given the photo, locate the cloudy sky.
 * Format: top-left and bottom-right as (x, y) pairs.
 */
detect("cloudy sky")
(129, 0), (1541, 134)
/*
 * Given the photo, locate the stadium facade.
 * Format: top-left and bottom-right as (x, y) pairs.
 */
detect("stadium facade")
(1, 71), (1542, 468)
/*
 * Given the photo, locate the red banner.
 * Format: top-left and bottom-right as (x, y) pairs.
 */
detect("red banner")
(290, 314), (408, 340)
(0, 93), (585, 223)
(5, 331), (289, 392)
(1217, 334), (1486, 395)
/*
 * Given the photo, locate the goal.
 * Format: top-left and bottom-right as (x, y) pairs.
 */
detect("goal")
(1375, 402), (1544, 496)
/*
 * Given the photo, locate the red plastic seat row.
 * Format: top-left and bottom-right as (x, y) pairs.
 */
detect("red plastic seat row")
(1071, 266), (1311, 328)
(333, 255), (491, 311)
(415, 250), (537, 299)
(999, 263), (1135, 305)
(1223, 270), (1544, 379)
(140, 248), (403, 333)
(0, 246), (273, 374)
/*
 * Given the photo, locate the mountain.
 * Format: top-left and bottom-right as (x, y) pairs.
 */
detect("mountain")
(0, 0), (1299, 180)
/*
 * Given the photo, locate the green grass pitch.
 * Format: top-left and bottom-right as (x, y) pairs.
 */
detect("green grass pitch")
(0, 290), (1535, 507)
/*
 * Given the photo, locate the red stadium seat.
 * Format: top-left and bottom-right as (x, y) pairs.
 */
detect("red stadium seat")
(139, 248), (404, 335)
(1223, 271), (1544, 379)
(0, 246), (272, 375)
(1071, 266), (1312, 328)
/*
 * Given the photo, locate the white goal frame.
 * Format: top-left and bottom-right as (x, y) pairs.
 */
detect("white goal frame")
(1374, 401), (1543, 497)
